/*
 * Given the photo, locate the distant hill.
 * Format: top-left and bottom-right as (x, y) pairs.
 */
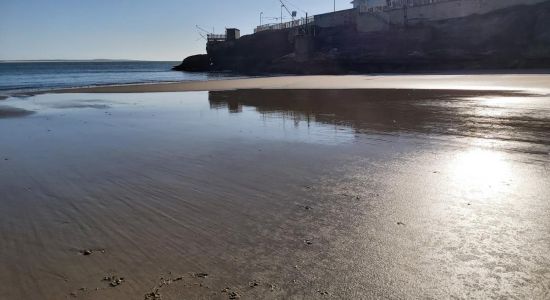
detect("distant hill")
(0, 59), (168, 63)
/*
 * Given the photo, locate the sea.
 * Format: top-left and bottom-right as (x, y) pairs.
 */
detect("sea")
(0, 61), (234, 97)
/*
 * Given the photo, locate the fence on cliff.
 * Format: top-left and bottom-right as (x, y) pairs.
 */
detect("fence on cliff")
(254, 16), (314, 33)
(207, 34), (226, 43)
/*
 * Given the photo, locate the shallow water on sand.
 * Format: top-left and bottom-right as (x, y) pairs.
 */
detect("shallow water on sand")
(0, 89), (549, 299)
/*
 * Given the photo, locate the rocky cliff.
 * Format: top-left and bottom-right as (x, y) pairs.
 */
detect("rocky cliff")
(174, 1), (550, 73)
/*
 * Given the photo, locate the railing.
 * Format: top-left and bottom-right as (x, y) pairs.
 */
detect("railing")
(254, 16), (314, 33)
(207, 34), (226, 42)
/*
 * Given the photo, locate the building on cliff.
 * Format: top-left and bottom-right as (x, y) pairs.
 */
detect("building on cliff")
(352, 0), (387, 9)
(207, 28), (241, 43)
(254, 0), (549, 33)
(353, 0), (546, 13)
(174, 0), (550, 73)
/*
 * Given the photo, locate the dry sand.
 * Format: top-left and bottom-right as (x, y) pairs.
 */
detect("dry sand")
(55, 74), (550, 94)
(1, 77), (550, 299)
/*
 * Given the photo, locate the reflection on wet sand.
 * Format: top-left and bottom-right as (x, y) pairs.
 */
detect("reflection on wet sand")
(209, 89), (550, 154)
(0, 89), (549, 299)
(0, 105), (35, 118)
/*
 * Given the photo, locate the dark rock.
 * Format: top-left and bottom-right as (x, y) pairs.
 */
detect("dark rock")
(193, 272), (208, 278)
(110, 278), (123, 287)
(144, 290), (161, 300)
(317, 290), (330, 296)
(80, 248), (104, 255)
(172, 54), (211, 72)
(103, 275), (124, 287)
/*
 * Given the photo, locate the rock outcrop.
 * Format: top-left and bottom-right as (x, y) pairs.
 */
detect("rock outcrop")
(172, 54), (210, 72)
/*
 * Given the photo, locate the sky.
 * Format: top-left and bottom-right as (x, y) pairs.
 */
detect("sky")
(0, 0), (353, 61)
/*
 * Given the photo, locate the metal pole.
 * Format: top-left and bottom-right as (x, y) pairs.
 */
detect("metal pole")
(281, 5), (283, 26)
(305, 12), (308, 34)
(334, 0), (336, 12)
(260, 12), (263, 26)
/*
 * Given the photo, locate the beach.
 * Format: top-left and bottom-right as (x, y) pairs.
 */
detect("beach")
(55, 74), (550, 94)
(1, 75), (550, 299)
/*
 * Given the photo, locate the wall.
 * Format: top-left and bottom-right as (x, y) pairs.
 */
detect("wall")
(314, 9), (357, 28)
(356, 0), (550, 32)
(294, 35), (315, 62)
(200, 0), (550, 73)
(391, 0), (550, 25)
(207, 28), (294, 71)
(354, 0), (387, 8)
(356, 13), (390, 32)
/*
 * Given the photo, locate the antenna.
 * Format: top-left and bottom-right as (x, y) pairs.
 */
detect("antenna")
(196, 32), (207, 41)
(195, 25), (213, 34)
(195, 25), (212, 41)
(280, 0), (307, 14)
(279, 0), (294, 21)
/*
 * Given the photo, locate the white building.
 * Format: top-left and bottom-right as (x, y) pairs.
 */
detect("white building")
(354, 0), (491, 11)
(351, 0), (550, 29)
(352, 0), (388, 9)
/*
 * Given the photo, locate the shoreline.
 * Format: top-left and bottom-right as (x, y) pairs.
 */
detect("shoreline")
(46, 74), (550, 95)
(2, 72), (550, 100)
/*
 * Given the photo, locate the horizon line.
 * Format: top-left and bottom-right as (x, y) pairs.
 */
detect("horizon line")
(0, 59), (183, 63)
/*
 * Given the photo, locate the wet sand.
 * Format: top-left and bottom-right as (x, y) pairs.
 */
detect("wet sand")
(0, 105), (34, 118)
(1, 85), (550, 299)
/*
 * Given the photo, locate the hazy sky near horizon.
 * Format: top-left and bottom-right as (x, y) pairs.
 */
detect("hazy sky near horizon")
(0, 0), (352, 61)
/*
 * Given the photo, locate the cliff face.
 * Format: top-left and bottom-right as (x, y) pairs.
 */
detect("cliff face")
(175, 1), (550, 73)
(207, 29), (295, 72)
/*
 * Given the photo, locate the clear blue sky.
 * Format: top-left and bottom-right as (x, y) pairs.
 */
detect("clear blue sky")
(0, 0), (352, 61)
